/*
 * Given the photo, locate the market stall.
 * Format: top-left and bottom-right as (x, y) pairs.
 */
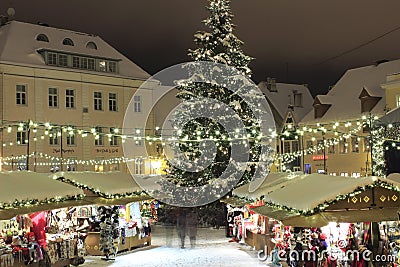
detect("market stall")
(232, 172), (400, 266)
(0, 171), (89, 267)
(52, 172), (153, 259)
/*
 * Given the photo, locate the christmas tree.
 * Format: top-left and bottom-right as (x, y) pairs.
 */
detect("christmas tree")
(162, 0), (274, 206)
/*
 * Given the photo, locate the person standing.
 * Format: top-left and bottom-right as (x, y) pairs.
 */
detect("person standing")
(176, 208), (187, 249)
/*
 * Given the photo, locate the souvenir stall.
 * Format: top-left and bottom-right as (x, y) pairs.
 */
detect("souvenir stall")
(84, 202), (152, 258)
(52, 172), (153, 257)
(232, 173), (400, 266)
(225, 172), (301, 252)
(0, 171), (87, 267)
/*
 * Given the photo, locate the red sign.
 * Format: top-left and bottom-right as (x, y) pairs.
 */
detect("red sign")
(312, 155), (328, 161)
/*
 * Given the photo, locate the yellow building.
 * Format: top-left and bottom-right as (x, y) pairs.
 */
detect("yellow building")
(0, 19), (159, 173)
(298, 59), (400, 177)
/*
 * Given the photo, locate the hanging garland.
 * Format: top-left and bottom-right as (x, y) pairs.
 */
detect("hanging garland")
(55, 177), (149, 199)
(0, 194), (84, 209)
(229, 179), (400, 216)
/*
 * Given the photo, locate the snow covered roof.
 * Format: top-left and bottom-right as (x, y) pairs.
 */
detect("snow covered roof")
(301, 59), (400, 124)
(0, 171), (85, 219)
(314, 95), (333, 105)
(0, 21), (150, 80)
(376, 106), (400, 126)
(258, 81), (313, 126)
(53, 171), (144, 196)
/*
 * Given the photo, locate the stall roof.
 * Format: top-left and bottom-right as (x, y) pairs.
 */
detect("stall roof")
(53, 171), (154, 204)
(376, 107), (400, 126)
(0, 171), (87, 219)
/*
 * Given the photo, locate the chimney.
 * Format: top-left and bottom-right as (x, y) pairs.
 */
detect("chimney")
(266, 77), (277, 92)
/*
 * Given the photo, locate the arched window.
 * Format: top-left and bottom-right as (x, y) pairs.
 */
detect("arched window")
(86, 41), (97, 50)
(36, 34), (49, 42)
(62, 38), (74, 46)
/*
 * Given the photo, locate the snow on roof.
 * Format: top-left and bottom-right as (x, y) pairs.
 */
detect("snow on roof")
(0, 21), (150, 80)
(314, 95), (333, 105)
(301, 59), (400, 124)
(258, 81), (313, 125)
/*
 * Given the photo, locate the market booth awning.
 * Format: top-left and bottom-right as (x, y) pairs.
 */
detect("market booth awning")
(233, 173), (400, 226)
(0, 171), (87, 220)
(222, 172), (300, 207)
(53, 171), (153, 205)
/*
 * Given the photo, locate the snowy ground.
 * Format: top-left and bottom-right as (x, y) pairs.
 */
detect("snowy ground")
(81, 225), (267, 267)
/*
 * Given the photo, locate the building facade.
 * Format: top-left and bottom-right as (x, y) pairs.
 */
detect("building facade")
(0, 20), (159, 173)
(298, 59), (400, 177)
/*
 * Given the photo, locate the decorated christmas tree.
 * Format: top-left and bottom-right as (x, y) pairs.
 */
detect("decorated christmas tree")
(162, 0), (274, 206)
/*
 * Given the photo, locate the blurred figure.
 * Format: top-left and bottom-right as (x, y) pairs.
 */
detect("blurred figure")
(176, 208), (187, 249)
(186, 209), (198, 248)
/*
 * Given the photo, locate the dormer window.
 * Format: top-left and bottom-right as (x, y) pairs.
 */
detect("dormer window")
(294, 92), (303, 107)
(313, 96), (332, 119)
(86, 41), (97, 50)
(36, 34), (49, 42)
(358, 87), (382, 113)
(62, 38), (74, 46)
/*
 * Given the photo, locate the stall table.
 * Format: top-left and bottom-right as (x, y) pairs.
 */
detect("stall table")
(85, 232), (151, 256)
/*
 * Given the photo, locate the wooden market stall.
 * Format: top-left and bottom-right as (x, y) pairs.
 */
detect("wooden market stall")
(0, 171), (88, 267)
(53, 171), (154, 257)
(232, 172), (400, 266)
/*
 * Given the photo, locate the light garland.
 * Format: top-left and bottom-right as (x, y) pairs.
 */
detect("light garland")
(231, 179), (400, 216)
(55, 177), (149, 200)
(0, 194), (85, 210)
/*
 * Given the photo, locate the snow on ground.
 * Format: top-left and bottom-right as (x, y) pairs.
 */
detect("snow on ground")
(81, 225), (267, 267)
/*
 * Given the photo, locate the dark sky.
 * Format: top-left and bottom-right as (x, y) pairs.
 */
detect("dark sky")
(1, 0), (400, 96)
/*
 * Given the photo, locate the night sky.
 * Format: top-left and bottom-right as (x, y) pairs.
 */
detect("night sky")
(1, 0), (400, 96)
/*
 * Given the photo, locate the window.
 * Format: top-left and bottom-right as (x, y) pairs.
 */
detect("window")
(50, 159), (60, 173)
(88, 58), (95, 70)
(109, 93), (117, 111)
(108, 61), (117, 72)
(134, 95), (142, 113)
(339, 139), (348, 154)
(16, 131), (27, 145)
(17, 159), (27, 171)
(48, 87), (58, 108)
(72, 56), (80, 68)
(110, 163), (119, 171)
(95, 127), (104, 146)
(36, 34), (49, 42)
(351, 137), (359, 153)
(67, 157), (77, 171)
(49, 132), (59, 145)
(340, 172), (349, 177)
(397, 95), (400, 108)
(292, 141), (299, 152)
(99, 60), (106, 72)
(110, 128), (118, 146)
(66, 128), (75, 146)
(80, 57), (88, 69)
(86, 42), (97, 50)
(66, 89), (75, 109)
(58, 54), (68, 67)
(134, 159), (144, 174)
(328, 140), (335, 154)
(95, 157), (104, 172)
(294, 93), (303, 107)
(62, 38), (74, 46)
(48, 52), (57, 65)
(16, 85), (27, 105)
(94, 92), (103, 110)
(283, 141), (291, 153)
(363, 137), (370, 152)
